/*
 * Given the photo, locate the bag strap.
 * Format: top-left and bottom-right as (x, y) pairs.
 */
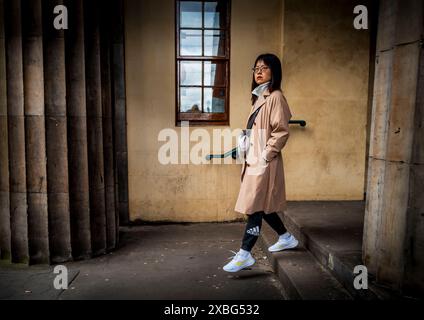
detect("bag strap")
(243, 105), (264, 138)
(246, 106), (263, 130)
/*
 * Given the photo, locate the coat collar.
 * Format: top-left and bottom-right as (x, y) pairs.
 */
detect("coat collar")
(249, 87), (271, 117)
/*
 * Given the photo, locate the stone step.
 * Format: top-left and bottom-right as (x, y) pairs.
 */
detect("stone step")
(278, 204), (394, 300)
(257, 222), (353, 300)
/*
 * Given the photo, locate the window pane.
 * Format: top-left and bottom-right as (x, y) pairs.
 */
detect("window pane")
(180, 29), (202, 56)
(204, 88), (225, 113)
(204, 30), (225, 56)
(204, 62), (226, 87)
(176, 1), (230, 121)
(181, 61), (202, 86)
(181, 87), (202, 112)
(180, 1), (202, 28)
(204, 1), (227, 29)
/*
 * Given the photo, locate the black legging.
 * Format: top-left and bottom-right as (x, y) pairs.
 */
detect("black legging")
(241, 211), (287, 252)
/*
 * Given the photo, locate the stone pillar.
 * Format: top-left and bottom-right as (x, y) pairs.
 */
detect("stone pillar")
(404, 35), (424, 296)
(363, 0), (424, 294)
(5, 0), (29, 264)
(85, 0), (107, 255)
(65, 0), (92, 260)
(22, 0), (49, 265)
(43, 0), (72, 263)
(100, 0), (118, 250)
(1, 0), (124, 265)
(0, 0), (11, 261)
(112, 0), (129, 227)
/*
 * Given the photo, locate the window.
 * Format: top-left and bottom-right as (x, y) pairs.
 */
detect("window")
(176, 0), (231, 126)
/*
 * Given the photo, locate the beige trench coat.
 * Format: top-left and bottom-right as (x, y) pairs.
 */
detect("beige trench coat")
(234, 88), (292, 215)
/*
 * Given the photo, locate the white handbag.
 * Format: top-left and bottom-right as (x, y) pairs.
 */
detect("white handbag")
(237, 131), (250, 153)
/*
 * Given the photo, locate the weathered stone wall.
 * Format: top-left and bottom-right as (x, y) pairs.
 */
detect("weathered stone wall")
(363, 0), (424, 296)
(124, 0), (372, 222)
(282, 0), (371, 201)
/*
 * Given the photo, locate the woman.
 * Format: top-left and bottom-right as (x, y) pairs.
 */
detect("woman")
(223, 53), (298, 273)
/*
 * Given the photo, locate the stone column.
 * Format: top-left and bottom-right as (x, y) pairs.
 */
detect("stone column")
(112, 0), (129, 227)
(1, 0), (124, 265)
(22, 0), (49, 265)
(65, 0), (92, 260)
(5, 0), (29, 264)
(363, 0), (424, 293)
(404, 37), (424, 296)
(100, 0), (117, 250)
(43, 0), (72, 263)
(0, 0), (11, 261)
(85, 0), (107, 255)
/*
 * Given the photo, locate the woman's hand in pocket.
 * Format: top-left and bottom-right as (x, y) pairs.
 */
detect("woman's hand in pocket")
(259, 156), (268, 168)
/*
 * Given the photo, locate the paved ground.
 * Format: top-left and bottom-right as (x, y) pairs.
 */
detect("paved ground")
(0, 223), (285, 300)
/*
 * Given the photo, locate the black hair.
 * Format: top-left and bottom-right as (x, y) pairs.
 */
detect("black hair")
(251, 53), (283, 104)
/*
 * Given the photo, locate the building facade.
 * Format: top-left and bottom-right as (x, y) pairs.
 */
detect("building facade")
(0, 0), (422, 297)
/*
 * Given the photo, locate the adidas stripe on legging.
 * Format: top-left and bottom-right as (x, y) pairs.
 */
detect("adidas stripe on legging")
(241, 211), (287, 252)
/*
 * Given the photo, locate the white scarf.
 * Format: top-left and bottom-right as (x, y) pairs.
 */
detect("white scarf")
(252, 81), (270, 97)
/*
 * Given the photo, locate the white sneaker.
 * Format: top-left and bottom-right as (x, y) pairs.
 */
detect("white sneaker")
(268, 234), (299, 252)
(223, 250), (255, 273)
